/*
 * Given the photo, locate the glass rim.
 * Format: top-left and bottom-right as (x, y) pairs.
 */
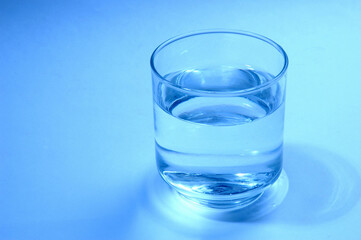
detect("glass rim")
(150, 29), (289, 96)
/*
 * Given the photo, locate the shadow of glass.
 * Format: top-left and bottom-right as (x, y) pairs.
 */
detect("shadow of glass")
(135, 143), (361, 238)
(267, 144), (361, 224)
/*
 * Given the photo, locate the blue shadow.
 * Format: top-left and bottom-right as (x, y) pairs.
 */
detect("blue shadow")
(129, 144), (361, 238)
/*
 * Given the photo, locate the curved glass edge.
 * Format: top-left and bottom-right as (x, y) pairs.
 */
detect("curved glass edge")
(150, 29), (289, 96)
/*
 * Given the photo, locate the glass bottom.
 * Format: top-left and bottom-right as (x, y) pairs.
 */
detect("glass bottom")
(162, 169), (288, 211)
(158, 165), (282, 210)
(143, 169), (289, 223)
(156, 142), (283, 210)
(178, 191), (264, 210)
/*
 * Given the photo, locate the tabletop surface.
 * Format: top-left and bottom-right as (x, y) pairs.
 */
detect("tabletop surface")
(1, 0), (361, 239)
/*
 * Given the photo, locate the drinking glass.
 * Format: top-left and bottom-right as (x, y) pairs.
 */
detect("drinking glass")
(151, 30), (288, 209)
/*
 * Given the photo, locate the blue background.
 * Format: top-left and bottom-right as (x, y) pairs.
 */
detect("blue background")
(1, 0), (361, 239)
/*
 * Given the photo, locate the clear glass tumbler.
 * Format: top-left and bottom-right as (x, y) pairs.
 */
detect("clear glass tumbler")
(151, 30), (288, 209)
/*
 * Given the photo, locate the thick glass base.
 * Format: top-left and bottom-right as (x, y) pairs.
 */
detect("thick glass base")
(143, 169), (288, 224)
(156, 142), (283, 211)
(178, 191), (264, 210)
(159, 169), (287, 211)
(158, 165), (282, 210)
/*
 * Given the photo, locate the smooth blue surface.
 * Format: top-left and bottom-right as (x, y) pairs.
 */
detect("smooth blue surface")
(1, 0), (361, 239)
